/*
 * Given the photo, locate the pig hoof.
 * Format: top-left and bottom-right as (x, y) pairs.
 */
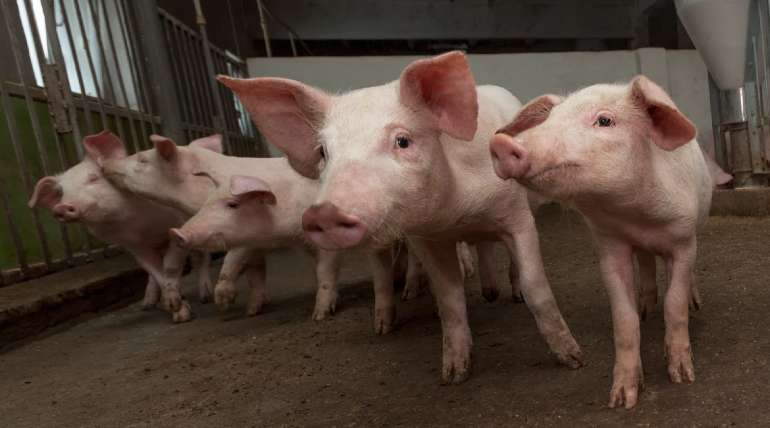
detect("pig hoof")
(312, 304), (335, 321)
(553, 341), (584, 370)
(162, 290), (183, 313)
(198, 287), (213, 304)
(313, 287), (338, 321)
(245, 300), (265, 317)
(401, 284), (423, 301)
(214, 281), (237, 311)
(172, 301), (193, 323)
(666, 344), (695, 384)
(373, 306), (396, 335)
(608, 367), (643, 409)
(441, 350), (472, 385)
(481, 287), (499, 302)
(511, 292), (525, 303)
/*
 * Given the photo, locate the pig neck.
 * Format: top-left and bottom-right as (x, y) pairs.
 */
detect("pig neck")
(85, 194), (182, 250)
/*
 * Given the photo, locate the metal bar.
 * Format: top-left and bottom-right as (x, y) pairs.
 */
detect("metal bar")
(0, 169), (29, 276)
(159, 17), (192, 142)
(177, 25), (207, 131)
(130, 0), (185, 143)
(116, 0), (153, 145)
(89, 0), (139, 153)
(193, 0), (231, 153)
(256, 0), (272, 57)
(1, 0), (56, 267)
(188, 31), (217, 129)
(57, 0), (96, 136)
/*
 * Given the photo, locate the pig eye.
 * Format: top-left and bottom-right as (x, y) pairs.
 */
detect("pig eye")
(594, 115), (614, 127)
(318, 146), (326, 160)
(137, 155), (148, 164)
(395, 135), (410, 149)
(86, 173), (99, 183)
(226, 200), (240, 209)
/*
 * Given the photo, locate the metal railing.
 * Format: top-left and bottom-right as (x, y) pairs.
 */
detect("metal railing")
(0, 0), (261, 285)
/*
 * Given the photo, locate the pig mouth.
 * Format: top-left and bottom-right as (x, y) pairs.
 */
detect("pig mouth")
(525, 163), (580, 185)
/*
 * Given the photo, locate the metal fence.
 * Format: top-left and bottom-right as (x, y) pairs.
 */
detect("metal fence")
(0, 0), (261, 285)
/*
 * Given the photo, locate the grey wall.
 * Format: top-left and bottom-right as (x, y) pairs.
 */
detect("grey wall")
(247, 48), (712, 156)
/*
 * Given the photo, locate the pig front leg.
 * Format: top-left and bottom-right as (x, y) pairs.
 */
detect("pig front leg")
(369, 248), (396, 334)
(189, 251), (214, 303)
(214, 247), (251, 311)
(502, 216), (583, 369)
(312, 249), (341, 320)
(131, 246), (192, 323)
(597, 239), (642, 409)
(663, 241), (697, 384)
(637, 250), (657, 321)
(159, 244), (193, 323)
(244, 252), (268, 316)
(476, 242), (500, 302)
(410, 238), (472, 384)
(509, 256), (523, 302)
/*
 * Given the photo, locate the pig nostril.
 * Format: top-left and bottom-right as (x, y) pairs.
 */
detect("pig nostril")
(338, 221), (358, 229)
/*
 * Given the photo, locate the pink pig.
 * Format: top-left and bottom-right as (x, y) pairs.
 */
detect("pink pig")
(219, 51), (583, 384)
(28, 132), (210, 323)
(489, 76), (727, 408)
(100, 136), (344, 321)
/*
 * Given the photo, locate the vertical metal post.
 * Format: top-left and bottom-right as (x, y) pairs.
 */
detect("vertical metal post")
(256, 0), (272, 57)
(193, 0), (231, 153)
(131, 0), (185, 143)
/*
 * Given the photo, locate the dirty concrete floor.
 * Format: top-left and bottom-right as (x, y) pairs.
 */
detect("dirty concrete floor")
(2, 208), (770, 427)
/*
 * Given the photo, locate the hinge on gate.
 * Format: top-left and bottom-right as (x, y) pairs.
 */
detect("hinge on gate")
(40, 61), (72, 134)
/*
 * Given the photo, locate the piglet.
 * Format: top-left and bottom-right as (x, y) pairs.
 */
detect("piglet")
(490, 76), (723, 408)
(28, 131), (207, 323)
(219, 51), (582, 384)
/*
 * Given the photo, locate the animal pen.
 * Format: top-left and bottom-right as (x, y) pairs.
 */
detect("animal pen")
(4, 1), (770, 426)
(0, 0), (259, 286)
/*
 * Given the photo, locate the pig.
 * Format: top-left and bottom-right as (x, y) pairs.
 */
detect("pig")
(218, 51), (583, 384)
(27, 131), (209, 323)
(401, 241), (475, 301)
(489, 76), (724, 408)
(99, 135), (342, 320)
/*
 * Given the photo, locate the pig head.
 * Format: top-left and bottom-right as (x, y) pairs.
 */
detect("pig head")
(218, 51), (479, 250)
(100, 134), (223, 216)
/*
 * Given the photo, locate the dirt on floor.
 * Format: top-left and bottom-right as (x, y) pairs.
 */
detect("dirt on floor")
(2, 208), (770, 427)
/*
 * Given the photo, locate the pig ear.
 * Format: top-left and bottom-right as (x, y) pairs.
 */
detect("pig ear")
(218, 75), (329, 179)
(150, 134), (178, 161)
(28, 176), (61, 209)
(229, 175), (276, 205)
(399, 51), (478, 141)
(497, 94), (563, 137)
(630, 75), (696, 151)
(83, 131), (126, 161)
(190, 134), (223, 153)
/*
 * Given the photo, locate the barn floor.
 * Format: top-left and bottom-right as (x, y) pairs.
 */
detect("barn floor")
(2, 208), (770, 427)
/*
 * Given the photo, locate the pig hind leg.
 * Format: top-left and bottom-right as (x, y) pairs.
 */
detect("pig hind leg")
(141, 275), (161, 310)
(476, 242), (500, 302)
(402, 245), (429, 300)
(410, 238), (472, 384)
(244, 253), (268, 316)
(456, 241), (475, 279)
(637, 250), (657, 321)
(189, 251), (214, 303)
(369, 248), (396, 334)
(312, 249), (341, 321)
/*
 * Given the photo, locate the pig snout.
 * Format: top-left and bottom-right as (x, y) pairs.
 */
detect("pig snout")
(53, 203), (79, 222)
(169, 228), (190, 249)
(302, 202), (367, 250)
(490, 133), (530, 180)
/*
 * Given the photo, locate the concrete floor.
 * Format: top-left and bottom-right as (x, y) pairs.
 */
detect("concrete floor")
(2, 209), (770, 427)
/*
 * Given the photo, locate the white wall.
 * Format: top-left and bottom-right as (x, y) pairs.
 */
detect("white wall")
(248, 48), (712, 156)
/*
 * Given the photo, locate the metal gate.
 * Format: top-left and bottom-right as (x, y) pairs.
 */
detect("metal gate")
(0, 0), (261, 285)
